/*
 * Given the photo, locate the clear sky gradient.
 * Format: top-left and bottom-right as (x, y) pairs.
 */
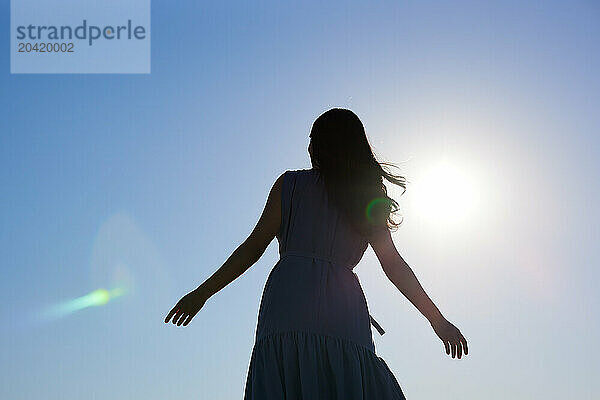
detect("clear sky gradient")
(1, 1), (598, 399)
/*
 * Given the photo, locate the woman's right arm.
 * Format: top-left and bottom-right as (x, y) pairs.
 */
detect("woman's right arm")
(369, 229), (468, 359)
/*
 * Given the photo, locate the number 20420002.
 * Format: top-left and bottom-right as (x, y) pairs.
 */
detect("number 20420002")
(18, 42), (74, 53)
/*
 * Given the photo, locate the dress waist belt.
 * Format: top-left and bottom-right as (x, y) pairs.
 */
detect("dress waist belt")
(279, 251), (386, 336)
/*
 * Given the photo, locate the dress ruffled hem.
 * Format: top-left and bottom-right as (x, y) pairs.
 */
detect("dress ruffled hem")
(244, 330), (406, 400)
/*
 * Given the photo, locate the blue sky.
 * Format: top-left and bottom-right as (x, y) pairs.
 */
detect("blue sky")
(1, 1), (598, 399)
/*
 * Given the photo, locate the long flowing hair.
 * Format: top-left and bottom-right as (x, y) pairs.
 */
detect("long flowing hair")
(309, 108), (406, 237)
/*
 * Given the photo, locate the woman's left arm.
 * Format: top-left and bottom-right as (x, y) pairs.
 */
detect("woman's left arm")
(164, 172), (285, 327)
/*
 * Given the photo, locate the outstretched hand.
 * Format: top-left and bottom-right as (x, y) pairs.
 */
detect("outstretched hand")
(430, 317), (468, 359)
(164, 289), (208, 327)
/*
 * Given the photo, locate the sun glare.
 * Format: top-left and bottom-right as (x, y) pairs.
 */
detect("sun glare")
(411, 160), (481, 228)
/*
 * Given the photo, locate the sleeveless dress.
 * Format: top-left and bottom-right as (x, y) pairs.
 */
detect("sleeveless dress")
(244, 168), (406, 399)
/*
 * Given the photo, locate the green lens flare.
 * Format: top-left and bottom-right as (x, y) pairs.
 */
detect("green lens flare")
(41, 287), (127, 320)
(365, 197), (389, 224)
(89, 289), (110, 305)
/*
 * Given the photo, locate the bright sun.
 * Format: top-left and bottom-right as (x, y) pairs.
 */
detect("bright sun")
(411, 160), (481, 227)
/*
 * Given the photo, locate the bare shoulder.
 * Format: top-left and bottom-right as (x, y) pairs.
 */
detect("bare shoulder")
(368, 228), (397, 265)
(269, 171), (287, 199)
(246, 171), (287, 244)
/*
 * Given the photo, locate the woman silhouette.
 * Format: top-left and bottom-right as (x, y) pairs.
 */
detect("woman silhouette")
(165, 108), (468, 399)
